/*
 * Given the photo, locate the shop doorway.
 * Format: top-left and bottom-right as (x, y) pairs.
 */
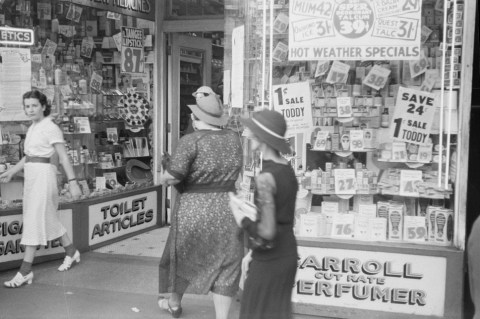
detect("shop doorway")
(164, 33), (222, 222)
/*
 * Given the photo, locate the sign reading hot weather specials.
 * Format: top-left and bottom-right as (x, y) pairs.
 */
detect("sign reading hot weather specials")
(294, 246), (447, 316)
(272, 81), (313, 131)
(288, 0), (422, 60)
(121, 26), (144, 74)
(89, 191), (157, 245)
(391, 87), (436, 145)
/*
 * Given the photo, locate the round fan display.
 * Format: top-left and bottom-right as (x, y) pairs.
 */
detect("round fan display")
(118, 92), (151, 127)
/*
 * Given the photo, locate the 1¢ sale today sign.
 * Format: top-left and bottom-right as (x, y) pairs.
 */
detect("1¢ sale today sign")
(272, 81), (313, 132)
(391, 87), (436, 145)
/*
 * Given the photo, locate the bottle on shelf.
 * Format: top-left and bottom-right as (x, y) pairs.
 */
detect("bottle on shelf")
(79, 73), (88, 94)
(54, 65), (62, 85)
(381, 107), (390, 128)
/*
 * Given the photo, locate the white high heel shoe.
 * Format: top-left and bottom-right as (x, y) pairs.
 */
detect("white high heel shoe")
(58, 250), (80, 271)
(4, 272), (33, 288)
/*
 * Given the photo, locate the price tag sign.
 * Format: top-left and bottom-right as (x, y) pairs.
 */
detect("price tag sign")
(417, 144), (433, 163)
(272, 82), (313, 131)
(363, 65), (391, 91)
(121, 27), (145, 74)
(336, 97), (353, 118)
(391, 87), (436, 145)
(368, 217), (387, 241)
(80, 37), (93, 58)
(399, 169), (423, 197)
(90, 71), (103, 92)
(419, 70), (439, 92)
(315, 60), (330, 77)
(403, 216), (427, 242)
(392, 142), (408, 162)
(331, 214), (355, 239)
(313, 131), (329, 150)
(354, 215), (369, 240)
(59, 25), (75, 38)
(349, 130), (364, 151)
(326, 61), (350, 84)
(409, 51), (429, 78)
(334, 169), (356, 194)
(421, 25), (433, 44)
(273, 12), (289, 34)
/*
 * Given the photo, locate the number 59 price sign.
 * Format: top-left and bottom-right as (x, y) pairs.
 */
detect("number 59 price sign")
(121, 27), (145, 74)
(391, 87), (436, 145)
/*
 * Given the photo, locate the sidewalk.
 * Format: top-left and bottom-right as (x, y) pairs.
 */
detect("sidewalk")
(0, 227), (317, 319)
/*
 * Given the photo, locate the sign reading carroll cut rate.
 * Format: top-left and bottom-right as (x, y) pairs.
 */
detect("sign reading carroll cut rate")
(288, 0), (422, 60)
(273, 82), (313, 131)
(293, 246), (447, 316)
(121, 27), (144, 74)
(391, 87), (436, 145)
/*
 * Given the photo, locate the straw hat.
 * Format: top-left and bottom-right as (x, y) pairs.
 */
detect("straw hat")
(240, 109), (292, 154)
(188, 86), (227, 126)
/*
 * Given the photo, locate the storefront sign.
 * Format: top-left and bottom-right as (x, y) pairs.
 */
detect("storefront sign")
(272, 81), (313, 132)
(391, 87), (436, 145)
(0, 27), (34, 46)
(288, 0), (422, 60)
(294, 246), (446, 316)
(88, 191), (157, 245)
(121, 26), (144, 74)
(72, 0), (155, 21)
(0, 211), (73, 263)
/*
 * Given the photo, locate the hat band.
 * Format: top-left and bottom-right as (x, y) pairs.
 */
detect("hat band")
(198, 105), (222, 118)
(252, 118), (285, 139)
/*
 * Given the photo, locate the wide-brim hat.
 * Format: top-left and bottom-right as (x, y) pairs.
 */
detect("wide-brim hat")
(240, 109), (292, 154)
(188, 86), (227, 126)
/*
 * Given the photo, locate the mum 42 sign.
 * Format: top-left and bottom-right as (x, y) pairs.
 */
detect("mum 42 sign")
(391, 87), (436, 145)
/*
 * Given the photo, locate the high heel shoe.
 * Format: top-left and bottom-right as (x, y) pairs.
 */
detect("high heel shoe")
(4, 272), (33, 288)
(58, 250), (80, 271)
(158, 297), (182, 318)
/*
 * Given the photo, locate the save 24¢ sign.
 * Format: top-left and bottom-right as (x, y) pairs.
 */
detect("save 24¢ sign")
(273, 81), (313, 132)
(391, 87), (436, 145)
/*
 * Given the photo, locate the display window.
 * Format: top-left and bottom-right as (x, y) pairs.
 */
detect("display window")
(227, 0), (476, 317)
(0, 0), (157, 210)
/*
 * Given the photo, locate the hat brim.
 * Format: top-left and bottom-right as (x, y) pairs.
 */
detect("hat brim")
(240, 117), (292, 154)
(188, 104), (228, 126)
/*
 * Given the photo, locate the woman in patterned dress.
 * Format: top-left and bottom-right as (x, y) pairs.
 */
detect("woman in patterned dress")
(0, 90), (82, 288)
(158, 86), (243, 319)
(231, 109), (298, 319)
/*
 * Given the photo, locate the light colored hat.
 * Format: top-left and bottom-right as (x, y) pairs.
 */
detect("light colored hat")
(240, 110), (292, 154)
(188, 86), (227, 126)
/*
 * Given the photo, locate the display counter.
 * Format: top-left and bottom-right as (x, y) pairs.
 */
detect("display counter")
(0, 185), (162, 271)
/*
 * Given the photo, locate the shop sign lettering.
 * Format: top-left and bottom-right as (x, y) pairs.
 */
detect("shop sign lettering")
(0, 27), (34, 46)
(0, 211), (73, 263)
(72, 0), (154, 21)
(294, 246), (447, 316)
(391, 87), (436, 145)
(272, 82), (313, 132)
(89, 191), (157, 245)
(289, 0), (422, 60)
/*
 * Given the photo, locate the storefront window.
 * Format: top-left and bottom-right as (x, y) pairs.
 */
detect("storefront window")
(0, 0), (157, 209)
(167, 0), (224, 18)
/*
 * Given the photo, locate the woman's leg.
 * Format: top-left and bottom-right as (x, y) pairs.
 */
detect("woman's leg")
(58, 233), (80, 271)
(212, 293), (232, 319)
(60, 232), (77, 257)
(19, 245), (37, 275)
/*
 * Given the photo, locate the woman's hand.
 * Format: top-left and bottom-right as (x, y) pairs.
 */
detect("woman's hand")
(68, 181), (82, 200)
(0, 170), (14, 183)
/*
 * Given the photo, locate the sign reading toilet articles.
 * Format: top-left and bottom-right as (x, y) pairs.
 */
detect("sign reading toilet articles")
(273, 81), (313, 132)
(293, 246), (447, 316)
(0, 210), (73, 263)
(391, 87), (436, 145)
(89, 191), (157, 245)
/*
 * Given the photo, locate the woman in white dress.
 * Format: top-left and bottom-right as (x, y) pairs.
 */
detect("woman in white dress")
(0, 90), (82, 288)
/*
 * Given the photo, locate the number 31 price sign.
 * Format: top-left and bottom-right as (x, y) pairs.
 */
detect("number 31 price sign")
(391, 87), (436, 145)
(121, 27), (145, 74)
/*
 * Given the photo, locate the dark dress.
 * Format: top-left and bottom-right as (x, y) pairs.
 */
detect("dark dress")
(159, 129), (244, 297)
(240, 160), (299, 319)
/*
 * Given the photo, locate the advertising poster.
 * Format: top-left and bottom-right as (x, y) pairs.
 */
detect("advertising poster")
(272, 81), (313, 132)
(294, 246), (447, 316)
(89, 191), (157, 245)
(288, 0), (422, 61)
(390, 86), (436, 145)
(121, 26), (145, 74)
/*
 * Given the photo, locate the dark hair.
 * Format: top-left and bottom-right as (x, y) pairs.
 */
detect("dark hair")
(23, 90), (51, 116)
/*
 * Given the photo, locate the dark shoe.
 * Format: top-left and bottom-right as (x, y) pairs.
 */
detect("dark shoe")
(158, 297), (182, 318)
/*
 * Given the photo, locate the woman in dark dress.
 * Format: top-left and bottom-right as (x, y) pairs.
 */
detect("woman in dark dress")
(158, 86), (244, 319)
(232, 109), (299, 319)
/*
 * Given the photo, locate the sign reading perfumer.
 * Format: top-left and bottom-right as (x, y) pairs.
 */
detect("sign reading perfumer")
(89, 191), (156, 245)
(294, 246), (447, 317)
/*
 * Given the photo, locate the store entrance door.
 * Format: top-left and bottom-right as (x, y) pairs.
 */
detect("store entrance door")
(165, 34), (212, 222)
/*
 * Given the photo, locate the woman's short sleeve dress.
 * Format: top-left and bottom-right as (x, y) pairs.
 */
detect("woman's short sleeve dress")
(21, 117), (66, 246)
